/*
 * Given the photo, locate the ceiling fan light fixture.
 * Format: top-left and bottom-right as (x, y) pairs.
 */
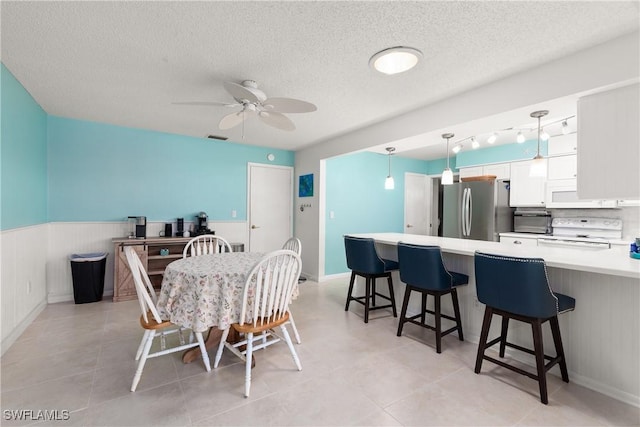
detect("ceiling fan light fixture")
(370, 46), (422, 75)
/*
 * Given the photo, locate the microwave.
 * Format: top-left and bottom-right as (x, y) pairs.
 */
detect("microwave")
(513, 210), (552, 234)
(546, 179), (617, 208)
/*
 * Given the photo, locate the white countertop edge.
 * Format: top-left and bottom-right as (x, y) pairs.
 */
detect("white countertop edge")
(347, 233), (640, 280)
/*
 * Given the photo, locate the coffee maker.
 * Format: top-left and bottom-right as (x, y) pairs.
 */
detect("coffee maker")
(194, 212), (213, 236)
(128, 216), (146, 239)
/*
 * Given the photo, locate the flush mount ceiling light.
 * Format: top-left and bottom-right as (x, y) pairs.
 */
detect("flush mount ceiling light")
(529, 110), (549, 177)
(441, 133), (455, 185)
(369, 46), (423, 75)
(384, 147), (396, 190)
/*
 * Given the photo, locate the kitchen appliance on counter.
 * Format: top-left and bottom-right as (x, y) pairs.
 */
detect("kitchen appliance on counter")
(128, 216), (146, 239)
(442, 179), (513, 241)
(537, 217), (623, 249)
(513, 210), (552, 234)
(193, 211), (214, 236)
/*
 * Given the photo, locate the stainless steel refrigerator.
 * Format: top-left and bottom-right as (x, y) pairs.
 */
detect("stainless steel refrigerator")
(442, 179), (513, 241)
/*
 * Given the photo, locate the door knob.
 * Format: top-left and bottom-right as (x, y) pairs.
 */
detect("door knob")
(406, 224), (413, 228)
(251, 225), (260, 229)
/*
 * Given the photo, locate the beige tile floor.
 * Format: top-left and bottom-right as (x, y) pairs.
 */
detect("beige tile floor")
(1, 278), (639, 426)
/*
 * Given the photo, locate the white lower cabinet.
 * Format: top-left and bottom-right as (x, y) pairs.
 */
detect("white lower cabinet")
(500, 236), (538, 246)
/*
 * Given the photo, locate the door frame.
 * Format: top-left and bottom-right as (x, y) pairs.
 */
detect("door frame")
(246, 162), (294, 252)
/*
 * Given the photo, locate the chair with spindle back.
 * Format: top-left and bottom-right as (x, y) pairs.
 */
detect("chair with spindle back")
(182, 234), (232, 258)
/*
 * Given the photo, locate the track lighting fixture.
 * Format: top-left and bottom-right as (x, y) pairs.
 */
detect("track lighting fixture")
(471, 137), (480, 149)
(452, 144), (462, 154)
(516, 131), (525, 143)
(487, 133), (498, 144)
(561, 120), (569, 135)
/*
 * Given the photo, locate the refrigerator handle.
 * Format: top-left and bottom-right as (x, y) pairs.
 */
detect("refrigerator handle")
(461, 188), (468, 236)
(467, 188), (473, 236)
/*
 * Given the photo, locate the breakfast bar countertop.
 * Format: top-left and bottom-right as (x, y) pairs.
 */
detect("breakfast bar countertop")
(347, 233), (640, 279)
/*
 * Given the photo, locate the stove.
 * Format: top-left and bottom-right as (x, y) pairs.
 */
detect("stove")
(537, 217), (623, 250)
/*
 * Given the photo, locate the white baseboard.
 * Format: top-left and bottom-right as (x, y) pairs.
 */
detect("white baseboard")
(318, 272), (350, 282)
(1, 300), (47, 357)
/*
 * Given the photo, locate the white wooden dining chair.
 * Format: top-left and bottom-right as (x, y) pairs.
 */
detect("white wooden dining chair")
(182, 234), (232, 258)
(282, 237), (302, 344)
(213, 249), (302, 397)
(124, 246), (211, 392)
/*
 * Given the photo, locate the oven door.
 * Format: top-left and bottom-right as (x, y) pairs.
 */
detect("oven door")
(537, 237), (611, 250)
(545, 179), (617, 208)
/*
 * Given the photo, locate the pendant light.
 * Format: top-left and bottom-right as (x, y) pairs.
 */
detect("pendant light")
(529, 110), (548, 177)
(384, 147), (395, 190)
(441, 133), (454, 185)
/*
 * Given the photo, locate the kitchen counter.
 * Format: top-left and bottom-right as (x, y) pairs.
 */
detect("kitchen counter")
(345, 232), (640, 406)
(349, 232), (639, 279)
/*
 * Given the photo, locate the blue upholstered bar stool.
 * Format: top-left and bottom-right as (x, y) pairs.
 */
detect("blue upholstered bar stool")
(474, 251), (576, 405)
(396, 243), (468, 353)
(344, 236), (398, 323)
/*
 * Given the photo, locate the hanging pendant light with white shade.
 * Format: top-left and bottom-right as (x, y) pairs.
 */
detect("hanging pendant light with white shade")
(384, 147), (395, 189)
(441, 133), (454, 185)
(529, 110), (548, 177)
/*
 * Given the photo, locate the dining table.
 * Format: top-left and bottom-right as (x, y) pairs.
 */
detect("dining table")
(156, 251), (297, 363)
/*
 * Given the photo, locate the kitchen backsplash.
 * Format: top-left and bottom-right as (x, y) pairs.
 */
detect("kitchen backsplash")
(550, 206), (639, 240)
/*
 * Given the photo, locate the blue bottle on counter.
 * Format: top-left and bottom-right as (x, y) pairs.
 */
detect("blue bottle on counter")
(631, 242), (638, 253)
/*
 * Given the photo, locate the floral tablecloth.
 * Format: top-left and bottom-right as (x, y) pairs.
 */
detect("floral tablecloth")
(157, 252), (271, 333)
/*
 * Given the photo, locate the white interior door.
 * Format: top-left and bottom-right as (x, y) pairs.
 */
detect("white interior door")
(248, 163), (293, 252)
(404, 173), (432, 235)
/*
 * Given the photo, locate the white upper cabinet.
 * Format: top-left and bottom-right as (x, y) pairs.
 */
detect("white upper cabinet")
(483, 163), (511, 180)
(509, 159), (547, 207)
(547, 155), (577, 180)
(458, 163), (510, 180)
(547, 133), (577, 156)
(577, 83), (639, 200)
(458, 166), (483, 179)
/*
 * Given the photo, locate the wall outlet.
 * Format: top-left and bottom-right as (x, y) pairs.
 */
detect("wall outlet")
(231, 210), (237, 218)
(330, 211), (335, 219)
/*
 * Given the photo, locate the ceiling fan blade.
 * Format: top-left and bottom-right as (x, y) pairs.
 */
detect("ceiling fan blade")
(173, 101), (240, 107)
(219, 112), (246, 129)
(259, 111), (296, 131)
(263, 97), (317, 113)
(223, 81), (260, 104)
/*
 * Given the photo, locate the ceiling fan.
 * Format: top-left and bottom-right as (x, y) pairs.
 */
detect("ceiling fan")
(173, 80), (317, 131)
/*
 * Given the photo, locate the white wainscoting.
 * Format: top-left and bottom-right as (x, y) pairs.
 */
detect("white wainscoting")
(47, 222), (125, 303)
(1, 224), (48, 355)
(47, 221), (249, 304)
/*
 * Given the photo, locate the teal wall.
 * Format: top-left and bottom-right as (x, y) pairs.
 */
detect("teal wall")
(455, 139), (548, 169)
(0, 61), (294, 229)
(1, 64), (48, 230)
(324, 151), (431, 275)
(47, 116), (294, 222)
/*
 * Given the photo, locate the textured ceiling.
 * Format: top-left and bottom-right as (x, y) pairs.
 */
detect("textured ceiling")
(2, 1), (639, 159)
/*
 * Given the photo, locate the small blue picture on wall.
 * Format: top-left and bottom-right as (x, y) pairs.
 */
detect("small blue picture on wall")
(299, 174), (314, 197)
